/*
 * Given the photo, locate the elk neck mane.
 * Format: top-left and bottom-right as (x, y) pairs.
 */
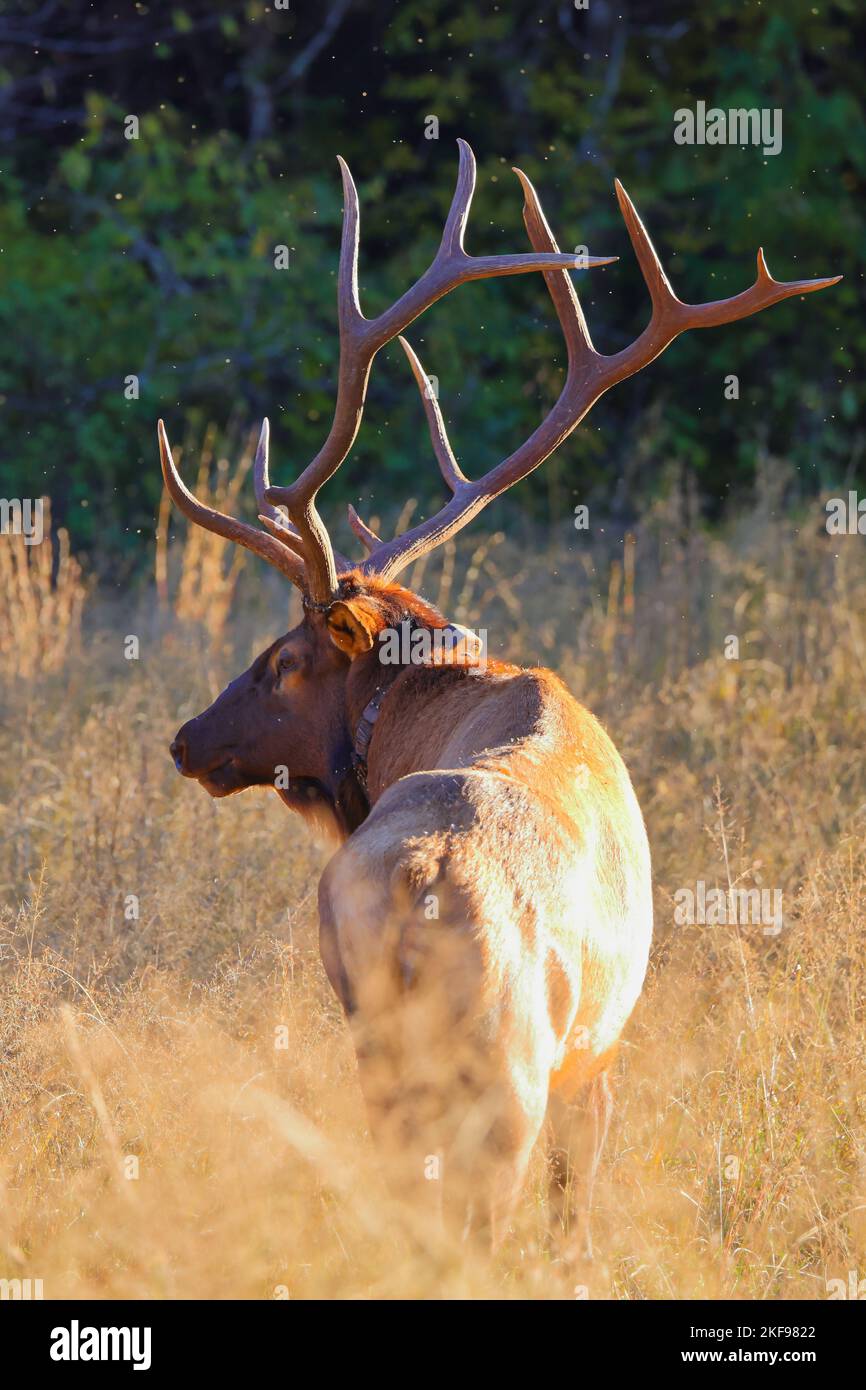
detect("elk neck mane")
(337, 572), (518, 800)
(290, 572), (514, 843)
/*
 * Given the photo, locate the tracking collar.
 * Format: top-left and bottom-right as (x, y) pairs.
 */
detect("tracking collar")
(350, 621), (479, 791)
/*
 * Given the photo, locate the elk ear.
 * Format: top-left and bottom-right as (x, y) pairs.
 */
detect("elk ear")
(325, 598), (381, 658)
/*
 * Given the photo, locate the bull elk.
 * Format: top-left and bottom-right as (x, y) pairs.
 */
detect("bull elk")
(162, 142), (838, 1251)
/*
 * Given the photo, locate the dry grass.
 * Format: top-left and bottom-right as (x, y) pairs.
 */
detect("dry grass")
(0, 499), (86, 680)
(1, 476), (864, 1300)
(155, 423), (260, 651)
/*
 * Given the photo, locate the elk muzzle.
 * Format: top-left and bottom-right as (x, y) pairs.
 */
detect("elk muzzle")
(169, 713), (247, 796)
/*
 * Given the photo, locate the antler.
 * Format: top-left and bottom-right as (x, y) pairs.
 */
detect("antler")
(160, 142), (611, 603)
(262, 139), (615, 602)
(158, 419), (305, 586)
(359, 171), (841, 581)
(157, 417), (354, 590)
(160, 146), (839, 598)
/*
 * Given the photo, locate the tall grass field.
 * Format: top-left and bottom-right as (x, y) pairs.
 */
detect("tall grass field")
(1, 460), (863, 1300)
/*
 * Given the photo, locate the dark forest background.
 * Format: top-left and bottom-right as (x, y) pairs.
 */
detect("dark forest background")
(0, 0), (862, 563)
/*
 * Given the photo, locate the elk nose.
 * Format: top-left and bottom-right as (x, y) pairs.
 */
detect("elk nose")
(170, 737), (186, 773)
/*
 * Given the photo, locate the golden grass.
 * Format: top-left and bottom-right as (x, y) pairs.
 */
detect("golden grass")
(1, 480), (864, 1299)
(0, 499), (86, 680)
(155, 423), (258, 651)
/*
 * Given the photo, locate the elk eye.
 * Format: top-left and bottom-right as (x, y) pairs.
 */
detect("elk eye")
(277, 650), (296, 673)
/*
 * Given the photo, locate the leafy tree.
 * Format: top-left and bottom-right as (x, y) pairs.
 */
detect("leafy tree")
(0, 0), (861, 557)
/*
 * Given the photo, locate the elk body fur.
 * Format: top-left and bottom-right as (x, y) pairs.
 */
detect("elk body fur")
(317, 577), (652, 1240)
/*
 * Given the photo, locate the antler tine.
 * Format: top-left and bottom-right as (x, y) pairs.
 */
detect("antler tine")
(157, 420), (306, 588)
(254, 417), (354, 570)
(397, 336), (468, 493)
(513, 166), (598, 372)
(613, 179), (678, 322)
(336, 154), (363, 327)
(252, 418), (306, 559)
(439, 136), (475, 258)
(264, 140), (616, 602)
(360, 176), (840, 583)
(347, 504), (380, 553)
(610, 179), (842, 363)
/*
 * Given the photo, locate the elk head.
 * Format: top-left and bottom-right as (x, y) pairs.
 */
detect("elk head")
(162, 140), (838, 838)
(168, 552), (449, 838)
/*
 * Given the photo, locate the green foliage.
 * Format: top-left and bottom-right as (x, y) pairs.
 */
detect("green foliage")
(0, 0), (862, 558)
